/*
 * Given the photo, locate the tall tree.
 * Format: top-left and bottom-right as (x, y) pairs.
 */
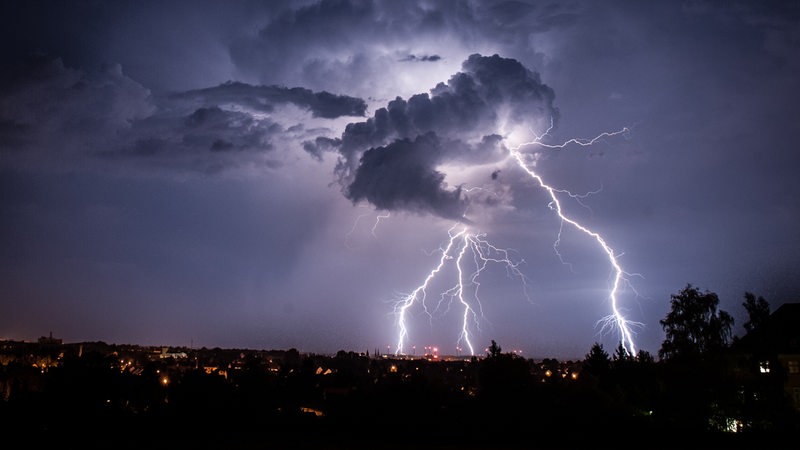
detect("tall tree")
(582, 342), (610, 377)
(658, 284), (734, 361)
(742, 291), (770, 334)
(612, 342), (632, 363)
(657, 285), (738, 432)
(486, 340), (502, 358)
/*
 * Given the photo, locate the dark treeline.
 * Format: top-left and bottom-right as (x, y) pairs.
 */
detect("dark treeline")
(1, 284), (798, 449)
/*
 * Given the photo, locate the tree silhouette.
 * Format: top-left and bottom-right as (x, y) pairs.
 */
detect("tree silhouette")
(742, 291), (770, 334)
(656, 284), (737, 432)
(582, 342), (610, 378)
(659, 284), (734, 361)
(486, 339), (502, 358)
(612, 342), (632, 364)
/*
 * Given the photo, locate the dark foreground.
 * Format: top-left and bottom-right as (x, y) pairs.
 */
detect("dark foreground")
(3, 396), (793, 450)
(2, 341), (798, 449)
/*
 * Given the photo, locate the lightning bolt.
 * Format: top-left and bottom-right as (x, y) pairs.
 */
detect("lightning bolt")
(345, 208), (391, 246)
(507, 120), (641, 356)
(524, 117), (630, 149)
(390, 120), (641, 357)
(392, 225), (529, 356)
(371, 212), (391, 237)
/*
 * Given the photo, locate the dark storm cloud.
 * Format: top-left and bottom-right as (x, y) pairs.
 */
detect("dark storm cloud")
(101, 105), (283, 174)
(347, 133), (468, 220)
(0, 55), (365, 174)
(400, 54), (442, 62)
(227, 0), (575, 99)
(112, 80), (365, 173)
(338, 54), (558, 167)
(303, 136), (342, 161)
(336, 53), (557, 219)
(230, 0), (379, 72)
(0, 56), (153, 164)
(174, 81), (367, 119)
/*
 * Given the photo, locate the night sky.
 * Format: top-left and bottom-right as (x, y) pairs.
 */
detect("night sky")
(2, 0), (798, 360)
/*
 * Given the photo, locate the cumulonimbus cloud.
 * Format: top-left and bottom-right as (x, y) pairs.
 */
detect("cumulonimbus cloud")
(333, 53), (559, 220)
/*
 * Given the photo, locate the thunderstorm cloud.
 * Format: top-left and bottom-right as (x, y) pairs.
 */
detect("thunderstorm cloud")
(347, 133), (468, 220)
(0, 55), (366, 174)
(336, 53), (558, 219)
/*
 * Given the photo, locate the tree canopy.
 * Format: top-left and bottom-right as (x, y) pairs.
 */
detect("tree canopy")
(742, 291), (770, 334)
(658, 284), (734, 361)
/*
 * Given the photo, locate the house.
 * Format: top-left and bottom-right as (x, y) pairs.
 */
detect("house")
(730, 302), (800, 410)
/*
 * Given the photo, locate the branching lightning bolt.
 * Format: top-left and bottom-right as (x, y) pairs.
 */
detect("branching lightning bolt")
(525, 118), (629, 149)
(508, 120), (641, 356)
(390, 119), (642, 357)
(345, 209), (391, 247)
(393, 225), (529, 356)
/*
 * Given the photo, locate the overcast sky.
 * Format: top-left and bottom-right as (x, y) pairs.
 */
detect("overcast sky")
(1, 0), (798, 360)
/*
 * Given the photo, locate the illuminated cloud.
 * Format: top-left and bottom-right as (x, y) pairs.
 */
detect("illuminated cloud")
(335, 53), (558, 219)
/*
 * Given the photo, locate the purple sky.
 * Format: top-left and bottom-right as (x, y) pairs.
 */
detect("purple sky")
(1, 0), (798, 360)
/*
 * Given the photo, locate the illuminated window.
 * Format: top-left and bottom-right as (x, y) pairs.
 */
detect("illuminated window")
(788, 360), (799, 374)
(759, 361), (770, 373)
